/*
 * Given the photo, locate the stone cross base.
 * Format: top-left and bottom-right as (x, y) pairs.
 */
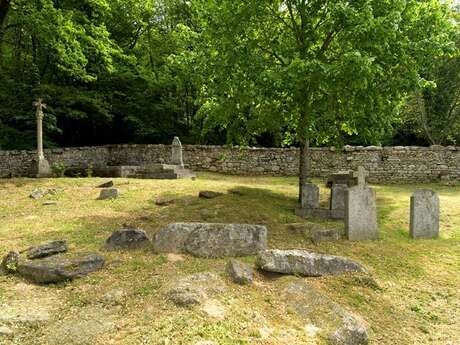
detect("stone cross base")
(33, 157), (52, 178)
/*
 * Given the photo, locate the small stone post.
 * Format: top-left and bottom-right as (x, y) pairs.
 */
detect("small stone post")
(33, 98), (51, 177)
(171, 136), (184, 167)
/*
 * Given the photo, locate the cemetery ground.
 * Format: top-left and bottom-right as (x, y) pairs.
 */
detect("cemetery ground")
(0, 173), (459, 345)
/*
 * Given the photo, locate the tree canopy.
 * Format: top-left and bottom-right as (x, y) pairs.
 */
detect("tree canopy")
(0, 0), (458, 152)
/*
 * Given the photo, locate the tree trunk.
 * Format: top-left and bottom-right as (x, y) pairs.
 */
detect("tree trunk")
(298, 137), (310, 204)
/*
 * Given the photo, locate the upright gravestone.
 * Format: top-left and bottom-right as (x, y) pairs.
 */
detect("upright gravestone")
(345, 166), (378, 241)
(301, 183), (320, 209)
(410, 190), (440, 239)
(33, 99), (52, 178)
(171, 136), (184, 167)
(330, 183), (347, 218)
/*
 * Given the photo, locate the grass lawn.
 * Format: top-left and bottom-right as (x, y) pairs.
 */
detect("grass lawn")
(0, 173), (459, 345)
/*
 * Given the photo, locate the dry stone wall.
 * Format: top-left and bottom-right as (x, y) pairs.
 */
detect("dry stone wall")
(0, 144), (458, 183)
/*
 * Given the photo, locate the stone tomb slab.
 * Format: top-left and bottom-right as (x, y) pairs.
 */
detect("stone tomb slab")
(410, 189), (440, 239)
(345, 185), (378, 241)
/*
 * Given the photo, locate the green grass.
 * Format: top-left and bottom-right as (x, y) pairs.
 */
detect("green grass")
(0, 174), (459, 344)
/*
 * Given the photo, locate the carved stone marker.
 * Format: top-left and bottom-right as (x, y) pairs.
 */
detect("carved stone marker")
(301, 183), (319, 209)
(410, 189), (440, 239)
(33, 98), (52, 177)
(345, 166), (378, 241)
(171, 136), (184, 167)
(330, 183), (347, 217)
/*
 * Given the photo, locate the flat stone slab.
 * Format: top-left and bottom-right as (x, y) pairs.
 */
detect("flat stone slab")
(256, 250), (367, 277)
(25, 240), (68, 259)
(96, 181), (114, 188)
(153, 223), (268, 258)
(199, 191), (223, 199)
(17, 254), (104, 284)
(283, 280), (368, 345)
(410, 189), (440, 239)
(167, 272), (227, 307)
(97, 188), (119, 200)
(226, 260), (254, 285)
(104, 228), (150, 250)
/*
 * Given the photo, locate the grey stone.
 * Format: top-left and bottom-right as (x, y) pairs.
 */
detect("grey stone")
(345, 186), (378, 241)
(283, 280), (368, 345)
(326, 172), (356, 188)
(17, 254), (104, 284)
(154, 223), (267, 258)
(226, 260), (254, 285)
(105, 228), (150, 250)
(199, 191), (223, 199)
(96, 181), (114, 188)
(0, 325), (13, 336)
(154, 196), (176, 206)
(410, 189), (440, 239)
(301, 183), (319, 209)
(256, 250), (367, 277)
(330, 184), (347, 213)
(97, 188), (119, 200)
(311, 228), (340, 244)
(184, 224), (267, 258)
(30, 188), (56, 200)
(25, 240), (68, 259)
(171, 136), (184, 167)
(42, 201), (58, 206)
(1, 251), (20, 273)
(167, 272), (226, 307)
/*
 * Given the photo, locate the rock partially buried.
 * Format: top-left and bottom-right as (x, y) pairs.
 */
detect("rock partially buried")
(1, 251), (20, 273)
(256, 250), (366, 277)
(97, 188), (119, 200)
(105, 228), (150, 250)
(154, 196), (176, 206)
(226, 260), (254, 285)
(154, 223), (268, 258)
(199, 191), (223, 199)
(25, 240), (68, 259)
(30, 188), (57, 200)
(283, 280), (368, 345)
(96, 181), (114, 188)
(167, 272), (226, 307)
(17, 254), (104, 284)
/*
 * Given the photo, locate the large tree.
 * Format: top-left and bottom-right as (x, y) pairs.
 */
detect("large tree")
(193, 0), (456, 200)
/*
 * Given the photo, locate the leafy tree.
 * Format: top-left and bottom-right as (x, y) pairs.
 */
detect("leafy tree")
(193, 0), (456, 199)
(401, 6), (460, 145)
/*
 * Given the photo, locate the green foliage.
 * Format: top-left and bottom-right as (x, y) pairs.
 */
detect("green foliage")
(193, 0), (457, 149)
(51, 161), (67, 177)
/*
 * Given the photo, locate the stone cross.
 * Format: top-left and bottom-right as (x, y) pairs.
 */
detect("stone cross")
(171, 136), (184, 167)
(352, 166), (369, 187)
(33, 98), (47, 161)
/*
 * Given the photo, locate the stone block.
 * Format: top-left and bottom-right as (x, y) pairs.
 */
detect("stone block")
(410, 189), (439, 239)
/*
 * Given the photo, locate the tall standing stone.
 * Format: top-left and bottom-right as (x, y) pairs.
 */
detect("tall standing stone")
(33, 98), (52, 178)
(171, 136), (184, 167)
(410, 189), (440, 239)
(345, 167), (378, 241)
(301, 183), (320, 209)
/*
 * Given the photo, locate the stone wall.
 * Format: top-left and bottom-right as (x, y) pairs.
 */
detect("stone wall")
(0, 144), (459, 183)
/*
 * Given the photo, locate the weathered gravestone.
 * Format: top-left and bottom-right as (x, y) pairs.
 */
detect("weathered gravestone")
(301, 183), (320, 209)
(330, 183), (347, 219)
(171, 136), (184, 167)
(345, 167), (378, 241)
(410, 189), (440, 239)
